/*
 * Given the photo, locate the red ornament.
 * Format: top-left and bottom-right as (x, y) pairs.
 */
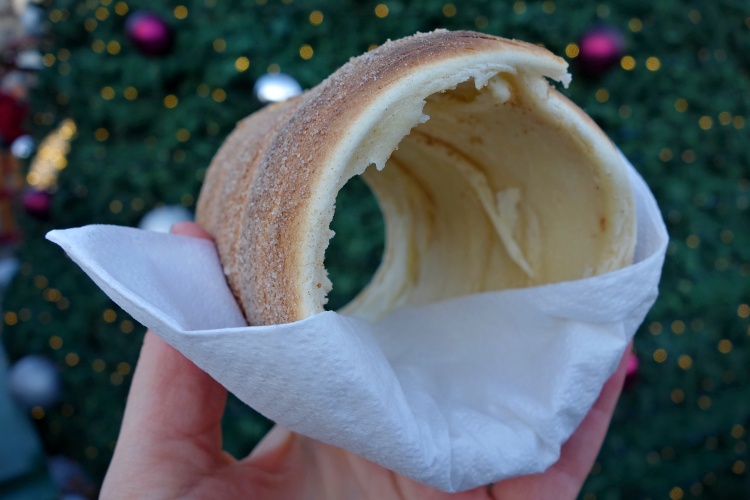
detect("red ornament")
(125, 11), (173, 57)
(0, 91), (29, 148)
(22, 188), (52, 218)
(577, 26), (625, 78)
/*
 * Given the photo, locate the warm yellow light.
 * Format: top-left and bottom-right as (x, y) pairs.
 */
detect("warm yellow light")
(100, 86), (115, 100)
(645, 56), (661, 71)
(653, 348), (667, 363)
(103, 309), (117, 323)
(659, 148), (673, 162)
(27, 119), (76, 189)
(718, 339), (733, 354)
(115, 2), (128, 15)
(95, 128), (109, 141)
(309, 10), (323, 25)
(49, 336), (63, 349)
(649, 322), (663, 335)
(4, 311), (18, 326)
(730, 425), (745, 440)
(670, 389), (684, 404)
(374, 4), (389, 18)
(212, 89), (227, 102)
(235, 56), (250, 72)
(564, 43), (580, 59)
(698, 116), (713, 130)
(299, 44), (314, 60)
(164, 94), (178, 108)
(65, 352), (80, 366)
(681, 149), (696, 163)
(442, 3), (456, 17)
(677, 354), (692, 370)
(176, 128), (191, 142)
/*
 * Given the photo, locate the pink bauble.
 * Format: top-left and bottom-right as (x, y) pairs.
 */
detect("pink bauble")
(577, 26), (625, 78)
(626, 352), (639, 376)
(624, 351), (639, 388)
(22, 188), (52, 218)
(125, 11), (173, 57)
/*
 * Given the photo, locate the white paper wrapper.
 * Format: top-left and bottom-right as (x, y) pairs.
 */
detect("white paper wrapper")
(47, 161), (667, 492)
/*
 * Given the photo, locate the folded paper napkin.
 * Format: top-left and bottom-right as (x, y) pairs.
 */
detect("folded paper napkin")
(47, 160), (667, 492)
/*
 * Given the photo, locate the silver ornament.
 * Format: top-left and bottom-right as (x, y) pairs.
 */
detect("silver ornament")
(8, 355), (61, 409)
(10, 135), (34, 159)
(254, 73), (302, 104)
(19, 4), (44, 38)
(16, 49), (44, 70)
(138, 205), (193, 233)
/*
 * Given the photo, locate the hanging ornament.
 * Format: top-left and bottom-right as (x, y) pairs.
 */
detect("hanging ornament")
(10, 134), (34, 159)
(576, 26), (625, 78)
(0, 90), (29, 148)
(8, 354), (62, 409)
(138, 205), (193, 233)
(22, 187), (52, 218)
(254, 73), (302, 104)
(15, 49), (44, 70)
(19, 3), (45, 38)
(125, 11), (173, 57)
(624, 351), (639, 388)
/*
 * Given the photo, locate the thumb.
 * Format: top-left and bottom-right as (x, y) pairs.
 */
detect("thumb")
(102, 223), (229, 494)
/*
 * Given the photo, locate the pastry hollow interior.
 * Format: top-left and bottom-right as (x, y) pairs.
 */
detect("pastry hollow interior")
(339, 76), (633, 321)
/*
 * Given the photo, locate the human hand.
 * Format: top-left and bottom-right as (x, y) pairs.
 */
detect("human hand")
(100, 221), (631, 500)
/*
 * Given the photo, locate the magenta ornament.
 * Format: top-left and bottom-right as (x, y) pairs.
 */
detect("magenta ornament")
(577, 26), (626, 78)
(125, 11), (173, 57)
(22, 188), (52, 218)
(624, 351), (639, 389)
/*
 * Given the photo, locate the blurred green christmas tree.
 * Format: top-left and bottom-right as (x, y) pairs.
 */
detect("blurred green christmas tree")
(2, 0), (749, 498)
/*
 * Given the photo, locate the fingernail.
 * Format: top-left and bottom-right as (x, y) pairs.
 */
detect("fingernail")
(249, 425), (292, 458)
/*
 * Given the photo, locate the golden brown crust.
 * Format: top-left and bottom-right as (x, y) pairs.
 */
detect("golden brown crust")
(196, 30), (630, 326)
(196, 96), (306, 318)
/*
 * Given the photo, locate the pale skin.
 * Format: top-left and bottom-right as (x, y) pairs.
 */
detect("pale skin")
(101, 221), (632, 500)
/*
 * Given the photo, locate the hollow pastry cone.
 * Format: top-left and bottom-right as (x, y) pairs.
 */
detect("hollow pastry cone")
(196, 30), (636, 325)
